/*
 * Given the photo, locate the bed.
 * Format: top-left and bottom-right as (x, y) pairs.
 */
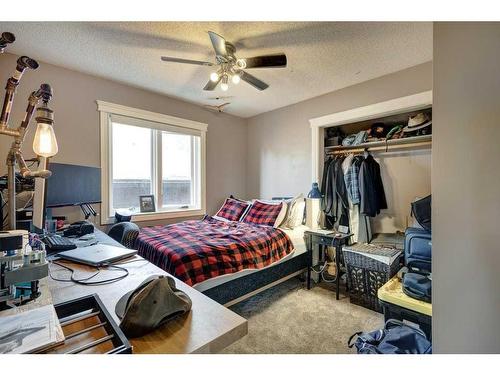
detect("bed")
(132, 215), (311, 306)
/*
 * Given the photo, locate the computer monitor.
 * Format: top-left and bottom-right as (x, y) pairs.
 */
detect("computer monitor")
(45, 163), (101, 208)
(31, 162), (101, 232)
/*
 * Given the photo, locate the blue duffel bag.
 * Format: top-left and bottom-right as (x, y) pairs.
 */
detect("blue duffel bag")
(402, 261), (432, 303)
(405, 227), (432, 271)
(348, 319), (432, 354)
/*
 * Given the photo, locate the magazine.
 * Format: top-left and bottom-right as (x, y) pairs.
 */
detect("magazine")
(0, 304), (64, 354)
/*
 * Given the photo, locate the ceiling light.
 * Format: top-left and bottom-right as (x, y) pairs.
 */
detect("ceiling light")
(221, 75), (229, 91)
(232, 74), (241, 85)
(210, 72), (219, 82)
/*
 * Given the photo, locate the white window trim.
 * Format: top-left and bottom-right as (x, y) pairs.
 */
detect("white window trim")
(97, 100), (207, 225)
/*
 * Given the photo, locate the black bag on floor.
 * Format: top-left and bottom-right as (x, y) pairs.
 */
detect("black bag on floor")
(348, 319), (432, 354)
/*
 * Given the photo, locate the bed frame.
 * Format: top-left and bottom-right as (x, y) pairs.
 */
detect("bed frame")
(112, 211), (313, 307)
(202, 251), (312, 306)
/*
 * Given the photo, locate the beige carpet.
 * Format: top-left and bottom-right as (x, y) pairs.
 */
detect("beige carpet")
(222, 277), (383, 354)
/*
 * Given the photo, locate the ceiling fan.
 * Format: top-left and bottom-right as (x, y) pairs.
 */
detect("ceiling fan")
(204, 102), (230, 113)
(161, 31), (287, 92)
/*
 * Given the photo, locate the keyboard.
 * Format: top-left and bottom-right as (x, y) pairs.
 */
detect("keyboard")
(43, 235), (77, 252)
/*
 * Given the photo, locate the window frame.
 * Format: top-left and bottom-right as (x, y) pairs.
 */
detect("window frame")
(97, 100), (207, 225)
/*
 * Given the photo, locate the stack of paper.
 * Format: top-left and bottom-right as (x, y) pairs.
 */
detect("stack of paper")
(0, 304), (64, 354)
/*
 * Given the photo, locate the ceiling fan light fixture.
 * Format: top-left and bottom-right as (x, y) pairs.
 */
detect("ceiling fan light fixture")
(236, 59), (246, 69)
(220, 75), (229, 91)
(210, 72), (219, 82)
(231, 73), (241, 85)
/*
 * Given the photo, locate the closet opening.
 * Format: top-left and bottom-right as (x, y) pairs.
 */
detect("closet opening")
(309, 91), (433, 248)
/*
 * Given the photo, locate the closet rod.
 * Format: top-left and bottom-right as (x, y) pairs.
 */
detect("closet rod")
(325, 135), (432, 155)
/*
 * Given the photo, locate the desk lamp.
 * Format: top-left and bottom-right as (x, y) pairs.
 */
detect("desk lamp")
(306, 182), (322, 230)
(0, 31), (58, 230)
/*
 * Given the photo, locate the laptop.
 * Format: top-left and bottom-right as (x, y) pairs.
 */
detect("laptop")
(57, 244), (137, 266)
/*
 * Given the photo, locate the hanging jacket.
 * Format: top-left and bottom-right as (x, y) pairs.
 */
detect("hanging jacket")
(321, 157), (334, 216)
(359, 154), (387, 217)
(321, 156), (349, 224)
(334, 157), (350, 227)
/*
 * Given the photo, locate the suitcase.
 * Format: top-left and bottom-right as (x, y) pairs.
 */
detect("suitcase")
(404, 227), (431, 271)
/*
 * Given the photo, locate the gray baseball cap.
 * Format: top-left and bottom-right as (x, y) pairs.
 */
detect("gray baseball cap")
(115, 275), (192, 338)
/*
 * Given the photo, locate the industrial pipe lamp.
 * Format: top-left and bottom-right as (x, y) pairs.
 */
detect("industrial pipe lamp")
(0, 32), (58, 230)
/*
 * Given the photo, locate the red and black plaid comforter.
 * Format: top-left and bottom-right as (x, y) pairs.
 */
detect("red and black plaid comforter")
(134, 216), (294, 286)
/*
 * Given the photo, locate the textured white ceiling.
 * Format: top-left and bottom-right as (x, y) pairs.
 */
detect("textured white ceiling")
(0, 22), (432, 118)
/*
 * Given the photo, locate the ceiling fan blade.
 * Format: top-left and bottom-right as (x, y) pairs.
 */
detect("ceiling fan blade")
(208, 96), (234, 100)
(161, 56), (213, 66)
(208, 31), (228, 57)
(203, 76), (222, 91)
(241, 54), (287, 69)
(240, 71), (269, 91)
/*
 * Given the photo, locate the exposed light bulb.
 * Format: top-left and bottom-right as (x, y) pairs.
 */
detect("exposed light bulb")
(210, 72), (219, 82)
(33, 105), (58, 158)
(221, 75), (229, 91)
(232, 74), (241, 84)
(33, 122), (58, 157)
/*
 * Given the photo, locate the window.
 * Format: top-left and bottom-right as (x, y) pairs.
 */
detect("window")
(98, 101), (207, 224)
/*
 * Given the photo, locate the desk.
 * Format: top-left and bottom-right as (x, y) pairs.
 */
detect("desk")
(47, 228), (247, 353)
(304, 230), (353, 300)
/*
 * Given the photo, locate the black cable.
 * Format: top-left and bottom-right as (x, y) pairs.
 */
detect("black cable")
(49, 259), (130, 285)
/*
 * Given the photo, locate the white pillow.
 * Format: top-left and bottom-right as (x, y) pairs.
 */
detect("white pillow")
(283, 194), (305, 229)
(245, 198), (288, 228)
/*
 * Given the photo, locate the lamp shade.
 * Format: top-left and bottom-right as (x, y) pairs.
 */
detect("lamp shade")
(307, 182), (322, 199)
(33, 122), (58, 157)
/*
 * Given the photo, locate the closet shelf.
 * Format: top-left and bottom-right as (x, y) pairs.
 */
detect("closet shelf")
(325, 134), (432, 154)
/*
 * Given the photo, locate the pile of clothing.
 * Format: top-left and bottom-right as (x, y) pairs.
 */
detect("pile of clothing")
(338, 112), (432, 147)
(321, 152), (387, 243)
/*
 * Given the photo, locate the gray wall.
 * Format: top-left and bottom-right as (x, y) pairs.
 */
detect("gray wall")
(246, 62), (433, 232)
(0, 53), (247, 226)
(433, 22), (500, 353)
(246, 62), (432, 199)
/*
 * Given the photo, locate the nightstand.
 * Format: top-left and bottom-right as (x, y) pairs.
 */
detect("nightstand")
(304, 229), (353, 300)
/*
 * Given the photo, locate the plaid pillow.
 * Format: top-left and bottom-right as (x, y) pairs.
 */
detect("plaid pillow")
(214, 198), (250, 221)
(242, 200), (284, 227)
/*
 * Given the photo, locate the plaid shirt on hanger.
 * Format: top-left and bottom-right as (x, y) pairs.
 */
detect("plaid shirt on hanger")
(344, 156), (362, 204)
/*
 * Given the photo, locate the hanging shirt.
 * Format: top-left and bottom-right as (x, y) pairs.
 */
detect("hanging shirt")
(341, 154), (353, 176)
(344, 155), (362, 205)
(359, 154), (388, 217)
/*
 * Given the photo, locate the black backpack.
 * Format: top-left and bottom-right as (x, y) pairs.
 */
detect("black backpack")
(411, 195), (431, 232)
